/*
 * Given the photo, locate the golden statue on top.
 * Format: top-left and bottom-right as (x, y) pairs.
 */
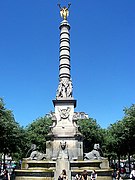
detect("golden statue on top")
(58, 3), (71, 20)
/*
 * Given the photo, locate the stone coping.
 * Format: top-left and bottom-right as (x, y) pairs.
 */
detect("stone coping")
(53, 99), (77, 107)
(15, 169), (54, 173)
(70, 160), (102, 163)
(71, 169), (112, 172)
(22, 160), (56, 164)
(28, 168), (55, 170)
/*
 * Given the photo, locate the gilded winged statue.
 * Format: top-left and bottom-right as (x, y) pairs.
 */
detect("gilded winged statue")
(58, 3), (71, 20)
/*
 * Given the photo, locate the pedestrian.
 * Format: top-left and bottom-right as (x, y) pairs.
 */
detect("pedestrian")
(130, 166), (135, 180)
(90, 170), (97, 180)
(10, 168), (15, 180)
(2, 169), (10, 180)
(112, 169), (116, 180)
(81, 170), (88, 180)
(115, 169), (121, 180)
(75, 173), (81, 180)
(58, 169), (68, 180)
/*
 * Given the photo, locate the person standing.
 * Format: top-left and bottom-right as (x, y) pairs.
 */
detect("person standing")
(58, 169), (68, 180)
(115, 169), (121, 180)
(130, 167), (135, 180)
(81, 170), (88, 180)
(75, 173), (81, 180)
(2, 169), (10, 180)
(90, 170), (97, 180)
(112, 169), (116, 180)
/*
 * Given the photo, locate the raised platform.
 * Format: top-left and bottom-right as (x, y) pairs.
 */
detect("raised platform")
(21, 160), (56, 170)
(15, 159), (113, 180)
(15, 169), (54, 180)
(15, 160), (56, 180)
(70, 160), (102, 170)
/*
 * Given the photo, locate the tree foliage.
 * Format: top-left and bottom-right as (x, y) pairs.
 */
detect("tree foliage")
(25, 116), (52, 154)
(104, 121), (125, 158)
(1, 96), (135, 164)
(122, 104), (135, 155)
(0, 98), (25, 159)
(104, 104), (135, 164)
(78, 118), (104, 153)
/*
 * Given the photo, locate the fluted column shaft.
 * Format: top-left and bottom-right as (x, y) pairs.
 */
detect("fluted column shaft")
(56, 20), (73, 99)
(59, 20), (71, 81)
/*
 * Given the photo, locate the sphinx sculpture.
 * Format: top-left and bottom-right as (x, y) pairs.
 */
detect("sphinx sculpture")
(84, 143), (104, 160)
(26, 144), (46, 161)
(58, 141), (69, 160)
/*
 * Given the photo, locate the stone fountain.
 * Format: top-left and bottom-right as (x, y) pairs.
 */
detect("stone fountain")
(15, 4), (112, 180)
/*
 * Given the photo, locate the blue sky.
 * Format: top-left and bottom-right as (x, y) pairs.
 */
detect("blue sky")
(0, 0), (135, 128)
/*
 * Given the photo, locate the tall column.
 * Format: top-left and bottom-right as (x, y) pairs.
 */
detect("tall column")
(56, 6), (73, 100)
(59, 20), (71, 80)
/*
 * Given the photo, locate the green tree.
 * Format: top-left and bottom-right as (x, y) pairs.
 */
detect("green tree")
(0, 98), (25, 163)
(104, 104), (135, 169)
(122, 104), (135, 155)
(78, 118), (104, 153)
(122, 104), (135, 171)
(104, 120), (125, 166)
(25, 116), (52, 155)
(12, 127), (28, 161)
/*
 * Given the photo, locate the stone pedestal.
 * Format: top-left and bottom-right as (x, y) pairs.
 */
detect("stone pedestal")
(46, 137), (83, 161)
(100, 159), (110, 169)
(46, 99), (83, 162)
(56, 159), (70, 180)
